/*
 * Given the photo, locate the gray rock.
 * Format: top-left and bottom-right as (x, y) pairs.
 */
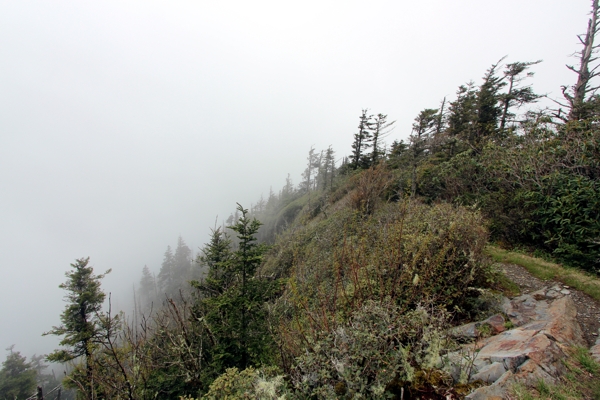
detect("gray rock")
(469, 362), (507, 384)
(467, 295), (583, 398)
(465, 370), (513, 400)
(449, 322), (478, 340)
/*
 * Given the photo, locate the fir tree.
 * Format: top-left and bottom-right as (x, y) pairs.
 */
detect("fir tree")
(157, 246), (174, 295)
(44, 258), (110, 397)
(0, 347), (37, 400)
(139, 265), (156, 309)
(370, 113), (395, 165)
(499, 60), (542, 132)
(350, 109), (374, 169)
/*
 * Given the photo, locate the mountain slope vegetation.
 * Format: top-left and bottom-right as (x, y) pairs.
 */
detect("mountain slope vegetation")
(6, 2), (600, 399)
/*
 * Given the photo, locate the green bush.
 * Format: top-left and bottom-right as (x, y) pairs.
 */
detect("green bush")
(524, 172), (600, 272)
(270, 200), (491, 394)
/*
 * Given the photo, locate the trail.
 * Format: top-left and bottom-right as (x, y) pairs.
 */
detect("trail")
(499, 262), (600, 347)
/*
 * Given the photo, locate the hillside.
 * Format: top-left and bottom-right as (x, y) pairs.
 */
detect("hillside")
(4, 2), (600, 400)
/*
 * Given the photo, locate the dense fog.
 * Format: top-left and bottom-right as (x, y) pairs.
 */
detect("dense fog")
(0, 0), (588, 360)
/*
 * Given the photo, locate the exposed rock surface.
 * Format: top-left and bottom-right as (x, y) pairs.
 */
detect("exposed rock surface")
(445, 288), (586, 399)
(500, 263), (600, 347)
(591, 330), (600, 362)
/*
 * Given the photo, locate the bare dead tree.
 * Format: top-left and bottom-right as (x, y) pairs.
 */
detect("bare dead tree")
(562, 0), (600, 121)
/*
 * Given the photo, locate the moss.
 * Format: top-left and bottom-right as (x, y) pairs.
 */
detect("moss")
(333, 381), (347, 396)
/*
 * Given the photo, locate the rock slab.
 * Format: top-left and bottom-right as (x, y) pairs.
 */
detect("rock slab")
(463, 291), (584, 399)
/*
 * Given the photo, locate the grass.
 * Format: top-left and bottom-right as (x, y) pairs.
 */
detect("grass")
(485, 245), (600, 301)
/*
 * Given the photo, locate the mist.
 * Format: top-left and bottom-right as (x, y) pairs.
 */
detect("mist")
(0, 0), (589, 358)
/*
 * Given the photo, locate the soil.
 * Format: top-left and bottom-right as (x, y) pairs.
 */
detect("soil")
(499, 262), (600, 347)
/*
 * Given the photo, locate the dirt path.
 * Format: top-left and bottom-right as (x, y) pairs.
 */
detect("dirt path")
(499, 262), (600, 347)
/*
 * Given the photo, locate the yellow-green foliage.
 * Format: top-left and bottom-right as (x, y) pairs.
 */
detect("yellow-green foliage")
(265, 196), (489, 396)
(272, 200), (489, 321)
(202, 367), (289, 400)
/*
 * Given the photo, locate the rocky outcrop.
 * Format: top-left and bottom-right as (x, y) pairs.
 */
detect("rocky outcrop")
(591, 330), (600, 362)
(443, 287), (586, 399)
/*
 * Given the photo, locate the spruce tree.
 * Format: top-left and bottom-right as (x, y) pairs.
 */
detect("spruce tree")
(410, 108), (438, 197)
(350, 109), (374, 169)
(139, 265), (156, 309)
(499, 60), (542, 132)
(157, 246), (174, 295)
(173, 236), (192, 290)
(44, 257), (110, 397)
(0, 347), (37, 400)
(474, 59), (505, 146)
(370, 113), (395, 165)
(194, 204), (277, 376)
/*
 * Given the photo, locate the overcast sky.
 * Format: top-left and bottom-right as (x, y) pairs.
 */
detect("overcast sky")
(0, 0), (591, 357)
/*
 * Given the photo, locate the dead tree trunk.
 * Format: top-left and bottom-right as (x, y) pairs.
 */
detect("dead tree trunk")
(563, 0), (600, 120)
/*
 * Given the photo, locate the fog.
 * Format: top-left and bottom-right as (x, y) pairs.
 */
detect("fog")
(0, 0), (589, 358)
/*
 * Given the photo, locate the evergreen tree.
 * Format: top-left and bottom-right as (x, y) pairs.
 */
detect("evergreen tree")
(173, 236), (192, 291)
(447, 82), (478, 149)
(474, 59), (505, 146)
(192, 227), (233, 297)
(499, 60), (542, 132)
(193, 204), (277, 377)
(157, 246), (174, 295)
(300, 146), (320, 194)
(139, 265), (156, 309)
(319, 146), (336, 191)
(349, 109), (374, 169)
(370, 114), (395, 165)
(44, 258), (110, 397)
(410, 109), (438, 197)
(0, 347), (37, 400)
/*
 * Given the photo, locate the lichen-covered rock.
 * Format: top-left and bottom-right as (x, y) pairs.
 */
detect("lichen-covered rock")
(469, 362), (506, 384)
(462, 294), (584, 398)
(591, 330), (600, 362)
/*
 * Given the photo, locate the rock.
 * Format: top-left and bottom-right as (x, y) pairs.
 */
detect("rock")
(481, 314), (506, 335)
(560, 289), (571, 295)
(465, 370), (513, 400)
(531, 288), (548, 301)
(538, 296), (585, 347)
(545, 289), (561, 300)
(501, 294), (549, 327)
(466, 294), (584, 398)
(589, 343), (600, 362)
(475, 328), (537, 371)
(591, 330), (600, 362)
(513, 359), (559, 386)
(449, 322), (479, 340)
(469, 362), (506, 384)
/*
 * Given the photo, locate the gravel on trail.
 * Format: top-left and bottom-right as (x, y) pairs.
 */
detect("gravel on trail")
(499, 262), (600, 347)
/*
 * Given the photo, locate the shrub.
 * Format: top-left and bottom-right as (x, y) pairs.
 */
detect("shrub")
(523, 172), (600, 272)
(202, 367), (290, 400)
(348, 164), (394, 215)
(271, 200), (491, 392)
(291, 299), (454, 398)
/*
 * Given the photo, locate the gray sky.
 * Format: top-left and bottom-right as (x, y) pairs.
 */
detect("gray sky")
(0, 0), (590, 357)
